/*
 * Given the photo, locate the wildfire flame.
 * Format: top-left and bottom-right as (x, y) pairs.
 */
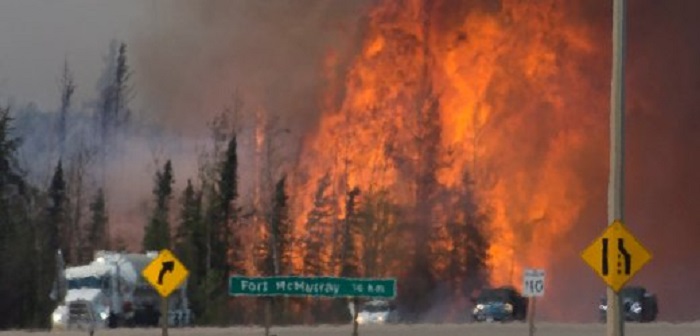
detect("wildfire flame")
(293, 0), (605, 290)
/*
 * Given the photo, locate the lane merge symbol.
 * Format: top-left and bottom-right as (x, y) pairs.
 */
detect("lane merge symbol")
(581, 220), (651, 292)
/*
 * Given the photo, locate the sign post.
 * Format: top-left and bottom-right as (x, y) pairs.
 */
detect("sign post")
(229, 276), (397, 336)
(581, 220), (651, 336)
(523, 269), (545, 336)
(264, 298), (271, 336)
(352, 297), (359, 336)
(607, 0), (627, 335)
(142, 249), (189, 336)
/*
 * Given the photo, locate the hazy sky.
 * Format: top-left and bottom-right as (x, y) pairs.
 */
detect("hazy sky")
(0, 0), (155, 110)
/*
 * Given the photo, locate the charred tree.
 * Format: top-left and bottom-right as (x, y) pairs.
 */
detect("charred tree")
(57, 60), (76, 159)
(340, 186), (362, 278)
(403, 0), (444, 319)
(95, 41), (132, 185)
(303, 173), (333, 277)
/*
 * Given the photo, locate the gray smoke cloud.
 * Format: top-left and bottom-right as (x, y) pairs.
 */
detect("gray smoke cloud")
(135, 0), (373, 138)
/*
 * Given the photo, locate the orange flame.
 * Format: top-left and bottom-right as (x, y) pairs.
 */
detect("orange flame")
(293, 0), (604, 291)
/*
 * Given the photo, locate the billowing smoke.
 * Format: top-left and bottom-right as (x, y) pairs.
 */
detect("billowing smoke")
(133, 0), (700, 322)
(135, 0), (373, 138)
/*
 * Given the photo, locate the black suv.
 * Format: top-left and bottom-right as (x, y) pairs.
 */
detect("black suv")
(599, 286), (658, 322)
(471, 286), (528, 322)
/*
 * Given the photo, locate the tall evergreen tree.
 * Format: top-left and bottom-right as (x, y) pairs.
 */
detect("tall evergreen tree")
(174, 179), (205, 319)
(270, 175), (292, 275)
(58, 60), (76, 158)
(47, 161), (67, 259)
(340, 187), (361, 278)
(358, 189), (400, 277)
(95, 40), (132, 185)
(0, 107), (48, 328)
(175, 179), (204, 273)
(88, 188), (109, 251)
(113, 42), (131, 129)
(303, 174), (332, 276)
(143, 160), (174, 251)
(208, 135), (241, 275)
(459, 173), (489, 294)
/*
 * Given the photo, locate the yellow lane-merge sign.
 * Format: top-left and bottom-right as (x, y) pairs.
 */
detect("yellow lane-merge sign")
(142, 249), (189, 297)
(581, 220), (652, 292)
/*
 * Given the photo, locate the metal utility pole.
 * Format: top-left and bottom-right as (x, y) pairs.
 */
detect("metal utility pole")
(607, 0), (627, 336)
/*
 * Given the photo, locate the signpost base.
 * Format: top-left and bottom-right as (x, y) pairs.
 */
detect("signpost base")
(264, 298), (272, 336)
(161, 295), (169, 336)
(527, 297), (536, 336)
(351, 298), (359, 336)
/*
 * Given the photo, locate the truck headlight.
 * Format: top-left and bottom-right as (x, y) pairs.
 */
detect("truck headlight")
(630, 302), (642, 314)
(504, 303), (513, 312)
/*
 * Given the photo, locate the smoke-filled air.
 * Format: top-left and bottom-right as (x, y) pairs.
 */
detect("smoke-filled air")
(1, 0), (699, 330)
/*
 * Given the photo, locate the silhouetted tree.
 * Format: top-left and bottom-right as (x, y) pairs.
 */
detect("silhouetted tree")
(303, 174), (333, 277)
(340, 187), (361, 278)
(48, 161), (68, 259)
(143, 160), (174, 251)
(57, 60), (76, 158)
(88, 188), (109, 251)
(174, 179), (205, 319)
(270, 176), (292, 275)
(0, 107), (47, 328)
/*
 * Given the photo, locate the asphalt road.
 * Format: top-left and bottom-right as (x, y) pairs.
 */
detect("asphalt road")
(3, 322), (699, 336)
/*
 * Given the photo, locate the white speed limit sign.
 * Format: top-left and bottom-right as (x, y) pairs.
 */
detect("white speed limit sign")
(523, 269), (545, 297)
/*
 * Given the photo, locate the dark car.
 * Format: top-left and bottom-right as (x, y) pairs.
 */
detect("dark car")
(471, 286), (528, 322)
(599, 286), (658, 322)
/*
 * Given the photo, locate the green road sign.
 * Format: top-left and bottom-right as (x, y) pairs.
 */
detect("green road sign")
(229, 276), (397, 298)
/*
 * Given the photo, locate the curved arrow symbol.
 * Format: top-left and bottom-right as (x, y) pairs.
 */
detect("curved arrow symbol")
(158, 261), (175, 285)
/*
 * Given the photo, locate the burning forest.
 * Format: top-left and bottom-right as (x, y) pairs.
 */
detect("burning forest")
(1, 0), (700, 329)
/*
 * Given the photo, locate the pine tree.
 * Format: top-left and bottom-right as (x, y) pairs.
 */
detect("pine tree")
(459, 173), (489, 294)
(270, 176), (292, 275)
(48, 160), (68, 253)
(88, 188), (109, 251)
(358, 189), (400, 277)
(143, 160), (174, 251)
(0, 108), (49, 328)
(340, 187), (361, 278)
(96, 40), (132, 184)
(58, 60), (76, 158)
(303, 174), (332, 276)
(175, 179), (204, 273)
(113, 42), (131, 128)
(208, 135), (241, 275)
(174, 179), (205, 319)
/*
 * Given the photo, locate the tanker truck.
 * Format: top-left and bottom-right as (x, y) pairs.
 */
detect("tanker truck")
(51, 250), (191, 330)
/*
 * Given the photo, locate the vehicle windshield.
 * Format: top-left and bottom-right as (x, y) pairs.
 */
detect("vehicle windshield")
(476, 289), (512, 303)
(360, 302), (390, 313)
(619, 287), (645, 300)
(67, 276), (106, 290)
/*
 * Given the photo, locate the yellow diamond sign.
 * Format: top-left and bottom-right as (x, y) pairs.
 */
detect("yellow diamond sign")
(142, 249), (189, 297)
(581, 220), (652, 292)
